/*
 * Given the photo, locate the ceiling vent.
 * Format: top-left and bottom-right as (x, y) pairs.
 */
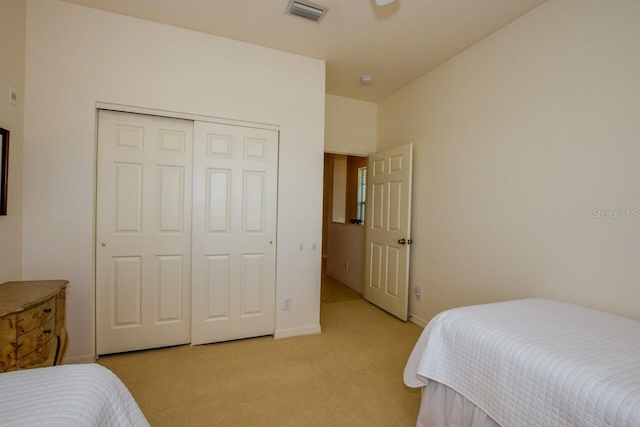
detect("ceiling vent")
(286, 0), (328, 23)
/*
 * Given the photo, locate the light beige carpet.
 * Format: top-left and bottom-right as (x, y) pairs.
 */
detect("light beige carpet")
(98, 279), (423, 426)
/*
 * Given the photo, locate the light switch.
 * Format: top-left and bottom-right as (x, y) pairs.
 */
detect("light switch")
(9, 86), (17, 106)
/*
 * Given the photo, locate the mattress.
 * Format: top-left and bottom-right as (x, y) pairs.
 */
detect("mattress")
(0, 364), (149, 426)
(404, 298), (640, 427)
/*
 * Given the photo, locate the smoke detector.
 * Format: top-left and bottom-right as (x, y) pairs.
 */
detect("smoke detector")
(360, 75), (374, 86)
(286, 0), (328, 23)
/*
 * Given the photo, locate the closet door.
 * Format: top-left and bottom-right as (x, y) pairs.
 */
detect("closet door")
(96, 110), (193, 355)
(191, 122), (278, 345)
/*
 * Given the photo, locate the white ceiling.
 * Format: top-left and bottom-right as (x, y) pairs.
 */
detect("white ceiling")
(61, 0), (547, 103)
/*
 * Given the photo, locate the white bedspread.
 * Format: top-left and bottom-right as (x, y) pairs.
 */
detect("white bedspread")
(404, 299), (640, 427)
(0, 364), (149, 426)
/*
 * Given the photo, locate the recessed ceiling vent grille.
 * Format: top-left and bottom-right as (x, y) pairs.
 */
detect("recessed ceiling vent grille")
(286, 0), (328, 23)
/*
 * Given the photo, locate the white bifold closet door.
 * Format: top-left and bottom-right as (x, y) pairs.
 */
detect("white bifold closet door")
(96, 111), (279, 355)
(191, 122), (278, 345)
(96, 110), (193, 355)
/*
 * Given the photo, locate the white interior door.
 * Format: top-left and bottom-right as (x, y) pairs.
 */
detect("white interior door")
(96, 110), (193, 355)
(191, 122), (278, 345)
(364, 143), (413, 320)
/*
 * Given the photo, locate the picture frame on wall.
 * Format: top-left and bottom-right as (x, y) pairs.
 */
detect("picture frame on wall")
(0, 127), (9, 216)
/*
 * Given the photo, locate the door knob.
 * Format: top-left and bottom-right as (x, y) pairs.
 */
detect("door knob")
(398, 238), (406, 245)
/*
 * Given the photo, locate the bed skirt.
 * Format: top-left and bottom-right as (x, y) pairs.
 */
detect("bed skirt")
(417, 380), (500, 427)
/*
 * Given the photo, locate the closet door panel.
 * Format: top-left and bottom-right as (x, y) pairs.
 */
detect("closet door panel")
(192, 122), (278, 345)
(97, 110), (193, 355)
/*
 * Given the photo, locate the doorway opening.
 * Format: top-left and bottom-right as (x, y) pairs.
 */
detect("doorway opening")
(321, 152), (367, 304)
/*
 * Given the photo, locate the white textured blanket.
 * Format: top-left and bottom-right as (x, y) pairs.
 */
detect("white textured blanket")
(404, 299), (640, 427)
(0, 364), (149, 426)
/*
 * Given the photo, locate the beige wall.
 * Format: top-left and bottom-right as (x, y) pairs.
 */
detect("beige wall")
(378, 0), (640, 325)
(24, 0), (325, 361)
(326, 222), (364, 293)
(325, 94), (377, 155)
(0, 0), (25, 283)
(331, 155), (347, 223)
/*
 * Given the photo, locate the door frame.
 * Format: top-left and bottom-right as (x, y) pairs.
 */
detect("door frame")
(93, 102), (280, 357)
(322, 146), (417, 324)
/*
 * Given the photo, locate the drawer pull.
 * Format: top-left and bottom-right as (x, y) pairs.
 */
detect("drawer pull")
(44, 329), (52, 334)
(44, 308), (52, 313)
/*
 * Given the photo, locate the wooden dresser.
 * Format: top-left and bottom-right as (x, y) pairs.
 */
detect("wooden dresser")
(0, 280), (68, 372)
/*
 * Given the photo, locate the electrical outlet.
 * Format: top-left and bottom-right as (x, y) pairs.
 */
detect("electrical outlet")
(283, 297), (292, 310)
(344, 260), (349, 269)
(415, 287), (421, 301)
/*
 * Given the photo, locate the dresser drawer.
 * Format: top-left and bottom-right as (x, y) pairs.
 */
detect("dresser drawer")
(17, 317), (56, 359)
(0, 315), (18, 372)
(17, 297), (56, 335)
(17, 336), (57, 369)
(0, 280), (68, 372)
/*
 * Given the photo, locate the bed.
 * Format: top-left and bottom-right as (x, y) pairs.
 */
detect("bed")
(404, 298), (640, 427)
(0, 364), (149, 426)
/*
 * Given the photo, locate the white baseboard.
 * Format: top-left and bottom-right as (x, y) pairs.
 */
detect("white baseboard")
(408, 313), (428, 328)
(63, 354), (96, 364)
(274, 324), (322, 339)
